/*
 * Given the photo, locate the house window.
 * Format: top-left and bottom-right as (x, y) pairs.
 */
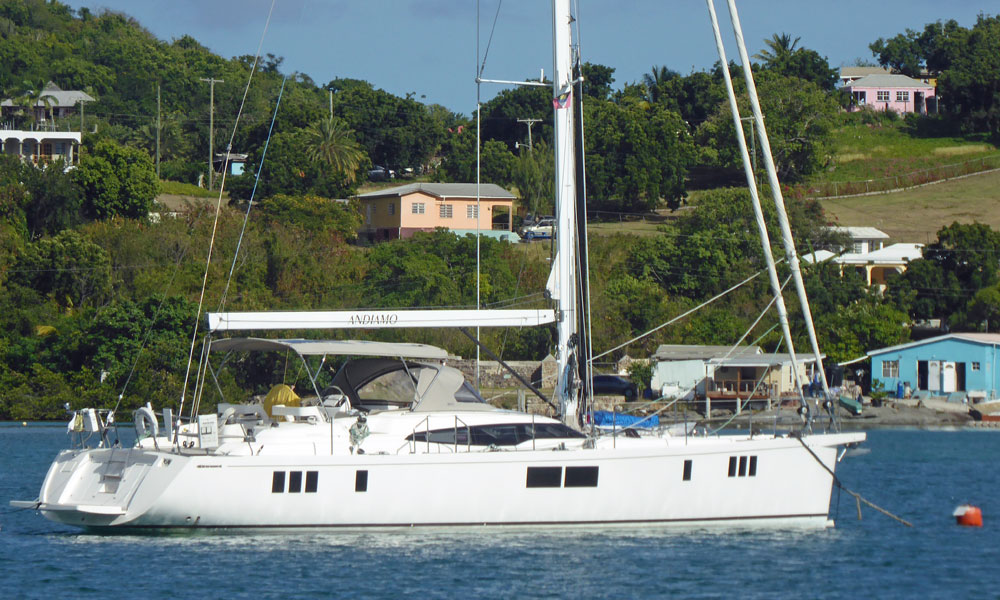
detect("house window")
(882, 360), (899, 378)
(439, 204), (453, 218)
(388, 202), (395, 216)
(412, 202), (425, 215)
(365, 203), (373, 224)
(852, 242), (864, 254)
(877, 90), (890, 102)
(896, 91), (909, 102)
(972, 362), (981, 372)
(467, 205), (479, 219)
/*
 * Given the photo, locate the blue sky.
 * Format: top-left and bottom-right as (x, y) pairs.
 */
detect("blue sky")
(63, 0), (992, 116)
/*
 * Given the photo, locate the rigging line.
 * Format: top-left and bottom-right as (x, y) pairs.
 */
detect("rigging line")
(109, 245), (189, 419)
(217, 75), (288, 312)
(721, 275), (790, 361)
(178, 0), (277, 420)
(477, 0), (504, 78)
(792, 434), (913, 527)
(592, 261), (782, 362)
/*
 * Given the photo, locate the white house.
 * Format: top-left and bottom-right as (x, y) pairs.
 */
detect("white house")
(1, 130), (81, 167)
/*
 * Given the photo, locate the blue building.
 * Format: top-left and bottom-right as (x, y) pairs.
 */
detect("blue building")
(868, 334), (1000, 400)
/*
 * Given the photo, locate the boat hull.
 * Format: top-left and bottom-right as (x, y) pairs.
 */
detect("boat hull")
(23, 433), (863, 530)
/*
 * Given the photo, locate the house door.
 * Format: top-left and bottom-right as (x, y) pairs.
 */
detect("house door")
(917, 360), (928, 390)
(928, 361), (941, 392)
(941, 361), (957, 393)
(956, 362), (966, 392)
(914, 92), (925, 114)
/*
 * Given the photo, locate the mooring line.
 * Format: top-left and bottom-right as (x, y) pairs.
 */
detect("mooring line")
(793, 433), (913, 527)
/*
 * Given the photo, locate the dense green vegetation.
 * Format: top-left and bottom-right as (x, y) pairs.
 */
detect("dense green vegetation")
(2, 2), (1000, 418)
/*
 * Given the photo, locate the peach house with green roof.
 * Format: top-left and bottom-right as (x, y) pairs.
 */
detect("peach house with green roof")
(357, 183), (517, 242)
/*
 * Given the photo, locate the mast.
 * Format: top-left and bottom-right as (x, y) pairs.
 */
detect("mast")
(551, 0), (579, 425)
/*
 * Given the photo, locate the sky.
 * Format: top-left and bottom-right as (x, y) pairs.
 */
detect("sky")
(61, 0), (993, 116)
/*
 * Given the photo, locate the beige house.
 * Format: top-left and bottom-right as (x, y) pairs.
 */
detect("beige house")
(1, 130), (81, 167)
(357, 183), (516, 242)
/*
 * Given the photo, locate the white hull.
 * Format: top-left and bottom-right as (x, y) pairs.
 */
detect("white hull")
(26, 431), (862, 530)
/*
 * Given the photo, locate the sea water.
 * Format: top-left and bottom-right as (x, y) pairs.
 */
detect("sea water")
(1, 424), (997, 599)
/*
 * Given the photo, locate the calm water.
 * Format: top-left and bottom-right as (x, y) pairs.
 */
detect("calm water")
(2, 424), (997, 599)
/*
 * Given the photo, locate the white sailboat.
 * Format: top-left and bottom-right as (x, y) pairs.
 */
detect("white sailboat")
(12, 0), (865, 530)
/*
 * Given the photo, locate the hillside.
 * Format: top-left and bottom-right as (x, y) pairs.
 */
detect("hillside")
(821, 168), (1000, 243)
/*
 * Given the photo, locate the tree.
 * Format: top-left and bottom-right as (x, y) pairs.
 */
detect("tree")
(584, 99), (693, 211)
(754, 33), (800, 65)
(581, 62), (615, 100)
(642, 65), (679, 105)
(511, 140), (554, 217)
(9, 229), (112, 309)
(888, 222), (1000, 327)
(937, 15), (1000, 135)
(303, 117), (366, 183)
(73, 139), (159, 220)
(21, 157), (83, 237)
(695, 71), (837, 182)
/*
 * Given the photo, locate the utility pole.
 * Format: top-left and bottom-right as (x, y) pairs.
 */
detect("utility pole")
(200, 77), (224, 190)
(328, 88), (333, 120)
(156, 83), (161, 179)
(516, 117), (541, 152)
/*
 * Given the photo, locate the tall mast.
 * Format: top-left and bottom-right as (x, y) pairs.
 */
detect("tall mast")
(551, 0), (579, 424)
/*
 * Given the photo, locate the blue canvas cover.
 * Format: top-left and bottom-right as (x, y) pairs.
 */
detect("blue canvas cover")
(592, 410), (659, 429)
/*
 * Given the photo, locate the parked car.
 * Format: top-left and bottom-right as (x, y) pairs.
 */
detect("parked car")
(520, 217), (555, 241)
(368, 165), (395, 181)
(591, 374), (638, 400)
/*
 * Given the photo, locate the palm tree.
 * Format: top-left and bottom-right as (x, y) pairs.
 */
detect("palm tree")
(754, 33), (801, 66)
(303, 117), (365, 182)
(13, 80), (58, 129)
(641, 65), (678, 105)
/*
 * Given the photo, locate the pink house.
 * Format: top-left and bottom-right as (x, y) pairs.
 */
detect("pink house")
(844, 74), (935, 115)
(357, 182), (516, 242)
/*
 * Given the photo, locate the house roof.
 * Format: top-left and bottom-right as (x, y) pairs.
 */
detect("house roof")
(708, 353), (822, 367)
(653, 344), (761, 361)
(803, 249), (837, 264)
(0, 82), (95, 108)
(828, 226), (889, 240)
(840, 67), (890, 78)
(836, 243), (923, 266)
(844, 74), (934, 90)
(868, 333), (1000, 357)
(358, 183), (515, 201)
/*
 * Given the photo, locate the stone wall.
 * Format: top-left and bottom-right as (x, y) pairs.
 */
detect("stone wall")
(450, 354), (557, 389)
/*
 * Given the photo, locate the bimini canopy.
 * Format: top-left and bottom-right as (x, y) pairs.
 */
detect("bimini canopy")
(209, 337), (449, 360)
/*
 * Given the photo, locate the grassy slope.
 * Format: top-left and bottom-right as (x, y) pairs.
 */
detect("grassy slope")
(820, 168), (1000, 243)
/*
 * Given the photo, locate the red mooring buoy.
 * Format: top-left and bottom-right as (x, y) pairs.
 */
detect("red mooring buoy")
(953, 505), (983, 527)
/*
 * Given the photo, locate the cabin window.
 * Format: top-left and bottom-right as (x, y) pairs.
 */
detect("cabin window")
(526, 466), (562, 488)
(564, 466), (599, 488)
(683, 459), (692, 481)
(439, 204), (453, 218)
(305, 471), (318, 493)
(882, 360), (899, 378)
(412, 202), (425, 214)
(271, 471), (286, 493)
(355, 470), (368, 492)
(728, 456), (758, 477)
(877, 90), (890, 102)
(407, 422), (586, 447)
(288, 471), (302, 493)
(896, 91), (909, 102)
(467, 205), (479, 219)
